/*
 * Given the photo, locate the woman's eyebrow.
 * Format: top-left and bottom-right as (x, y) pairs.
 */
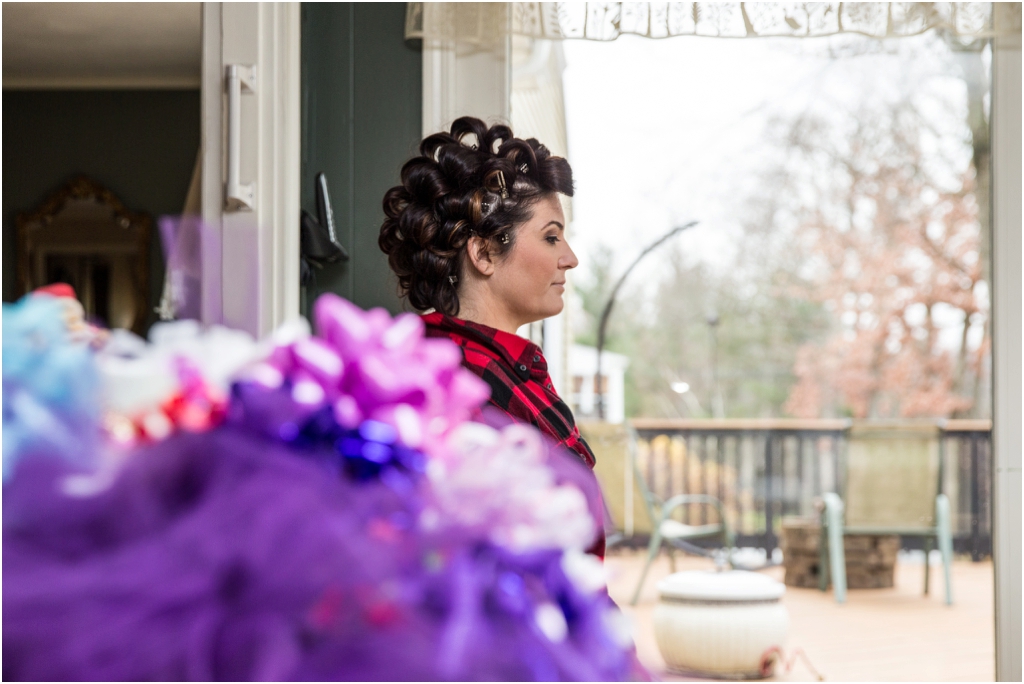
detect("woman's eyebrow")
(543, 221), (565, 231)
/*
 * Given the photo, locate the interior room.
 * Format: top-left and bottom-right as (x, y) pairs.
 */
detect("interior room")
(3, 3), (202, 334)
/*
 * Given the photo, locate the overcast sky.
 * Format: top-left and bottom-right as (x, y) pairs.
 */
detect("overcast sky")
(558, 32), (978, 353)
(560, 32), (969, 287)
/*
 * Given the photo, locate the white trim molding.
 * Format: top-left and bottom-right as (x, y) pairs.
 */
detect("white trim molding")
(201, 2), (300, 337)
(990, 4), (1022, 681)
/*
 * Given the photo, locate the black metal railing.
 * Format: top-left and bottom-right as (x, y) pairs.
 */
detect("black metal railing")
(946, 422), (993, 560)
(629, 418), (992, 559)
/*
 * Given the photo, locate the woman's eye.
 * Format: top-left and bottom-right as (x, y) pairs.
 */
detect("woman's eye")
(545, 236), (559, 244)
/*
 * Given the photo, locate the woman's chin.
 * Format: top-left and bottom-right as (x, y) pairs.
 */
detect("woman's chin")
(541, 297), (565, 318)
(518, 297), (564, 327)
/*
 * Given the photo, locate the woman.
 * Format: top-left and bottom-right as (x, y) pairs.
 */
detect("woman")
(379, 117), (602, 557)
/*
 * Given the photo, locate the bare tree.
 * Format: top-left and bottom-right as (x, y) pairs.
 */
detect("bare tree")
(779, 95), (987, 419)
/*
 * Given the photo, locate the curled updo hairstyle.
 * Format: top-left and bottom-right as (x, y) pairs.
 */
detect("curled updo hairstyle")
(379, 117), (574, 316)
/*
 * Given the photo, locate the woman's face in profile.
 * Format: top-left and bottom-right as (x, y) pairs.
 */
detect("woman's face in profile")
(493, 195), (579, 325)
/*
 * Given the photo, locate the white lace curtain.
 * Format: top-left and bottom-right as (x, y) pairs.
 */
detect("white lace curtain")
(406, 2), (1020, 45)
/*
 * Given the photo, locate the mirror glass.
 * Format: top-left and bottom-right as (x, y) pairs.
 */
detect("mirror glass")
(17, 176), (151, 333)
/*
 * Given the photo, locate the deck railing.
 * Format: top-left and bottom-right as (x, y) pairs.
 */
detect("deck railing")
(628, 418), (992, 559)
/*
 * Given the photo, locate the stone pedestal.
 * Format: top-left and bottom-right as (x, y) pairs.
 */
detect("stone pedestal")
(780, 517), (898, 589)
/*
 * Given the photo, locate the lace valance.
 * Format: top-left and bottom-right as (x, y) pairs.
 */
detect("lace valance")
(406, 3), (1021, 45)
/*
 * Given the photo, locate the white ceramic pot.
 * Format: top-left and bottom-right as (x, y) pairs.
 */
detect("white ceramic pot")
(652, 570), (789, 679)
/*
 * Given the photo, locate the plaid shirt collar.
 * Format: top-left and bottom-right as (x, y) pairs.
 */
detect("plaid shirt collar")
(420, 312), (549, 378)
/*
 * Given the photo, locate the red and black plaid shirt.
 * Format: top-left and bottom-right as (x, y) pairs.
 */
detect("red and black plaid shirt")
(423, 313), (604, 558)
(422, 312), (596, 468)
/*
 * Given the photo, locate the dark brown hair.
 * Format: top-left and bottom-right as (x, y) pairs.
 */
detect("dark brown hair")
(379, 117), (574, 315)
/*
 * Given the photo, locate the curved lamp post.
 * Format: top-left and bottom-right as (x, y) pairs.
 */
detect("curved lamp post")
(595, 220), (699, 420)
(707, 310), (725, 418)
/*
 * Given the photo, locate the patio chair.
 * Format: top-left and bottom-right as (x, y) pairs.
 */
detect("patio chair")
(579, 422), (733, 605)
(819, 422), (953, 605)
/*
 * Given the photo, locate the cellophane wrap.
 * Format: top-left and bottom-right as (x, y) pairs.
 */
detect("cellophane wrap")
(3, 292), (640, 681)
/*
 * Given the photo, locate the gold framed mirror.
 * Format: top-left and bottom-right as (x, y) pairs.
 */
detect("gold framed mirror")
(16, 176), (151, 334)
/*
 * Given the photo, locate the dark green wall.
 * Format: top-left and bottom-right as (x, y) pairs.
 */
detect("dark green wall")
(301, 2), (421, 318)
(2, 89), (200, 328)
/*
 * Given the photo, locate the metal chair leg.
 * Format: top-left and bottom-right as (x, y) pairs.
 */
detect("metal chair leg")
(823, 493), (847, 604)
(923, 536), (933, 595)
(936, 494), (954, 605)
(668, 547), (677, 573)
(631, 525), (663, 606)
(818, 514), (829, 592)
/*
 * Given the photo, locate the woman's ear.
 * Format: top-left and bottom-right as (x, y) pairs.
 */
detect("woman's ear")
(466, 235), (496, 277)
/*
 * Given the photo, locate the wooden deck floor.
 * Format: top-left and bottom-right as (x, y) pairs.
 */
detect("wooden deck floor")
(606, 549), (995, 682)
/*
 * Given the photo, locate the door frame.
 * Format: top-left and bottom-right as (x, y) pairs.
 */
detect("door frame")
(990, 7), (1022, 681)
(200, 2), (301, 337)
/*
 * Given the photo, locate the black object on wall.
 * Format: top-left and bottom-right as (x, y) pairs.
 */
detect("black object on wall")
(2, 89), (200, 332)
(301, 2), (421, 320)
(301, 172), (349, 285)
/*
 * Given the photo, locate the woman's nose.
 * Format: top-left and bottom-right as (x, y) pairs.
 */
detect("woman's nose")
(561, 242), (579, 270)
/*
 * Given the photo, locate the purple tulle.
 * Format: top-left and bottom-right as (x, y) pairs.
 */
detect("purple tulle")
(3, 426), (634, 681)
(4, 291), (640, 681)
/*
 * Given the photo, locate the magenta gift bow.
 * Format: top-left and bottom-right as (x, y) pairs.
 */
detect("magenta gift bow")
(247, 294), (490, 450)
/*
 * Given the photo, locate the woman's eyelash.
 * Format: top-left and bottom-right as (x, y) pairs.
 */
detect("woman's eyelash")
(545, 235), (559, 244)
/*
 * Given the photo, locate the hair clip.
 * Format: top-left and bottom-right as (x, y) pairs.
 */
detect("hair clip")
(496, 171), (509, 199)
(519, 163), (529, 174)
(499, 232), (510, 245)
